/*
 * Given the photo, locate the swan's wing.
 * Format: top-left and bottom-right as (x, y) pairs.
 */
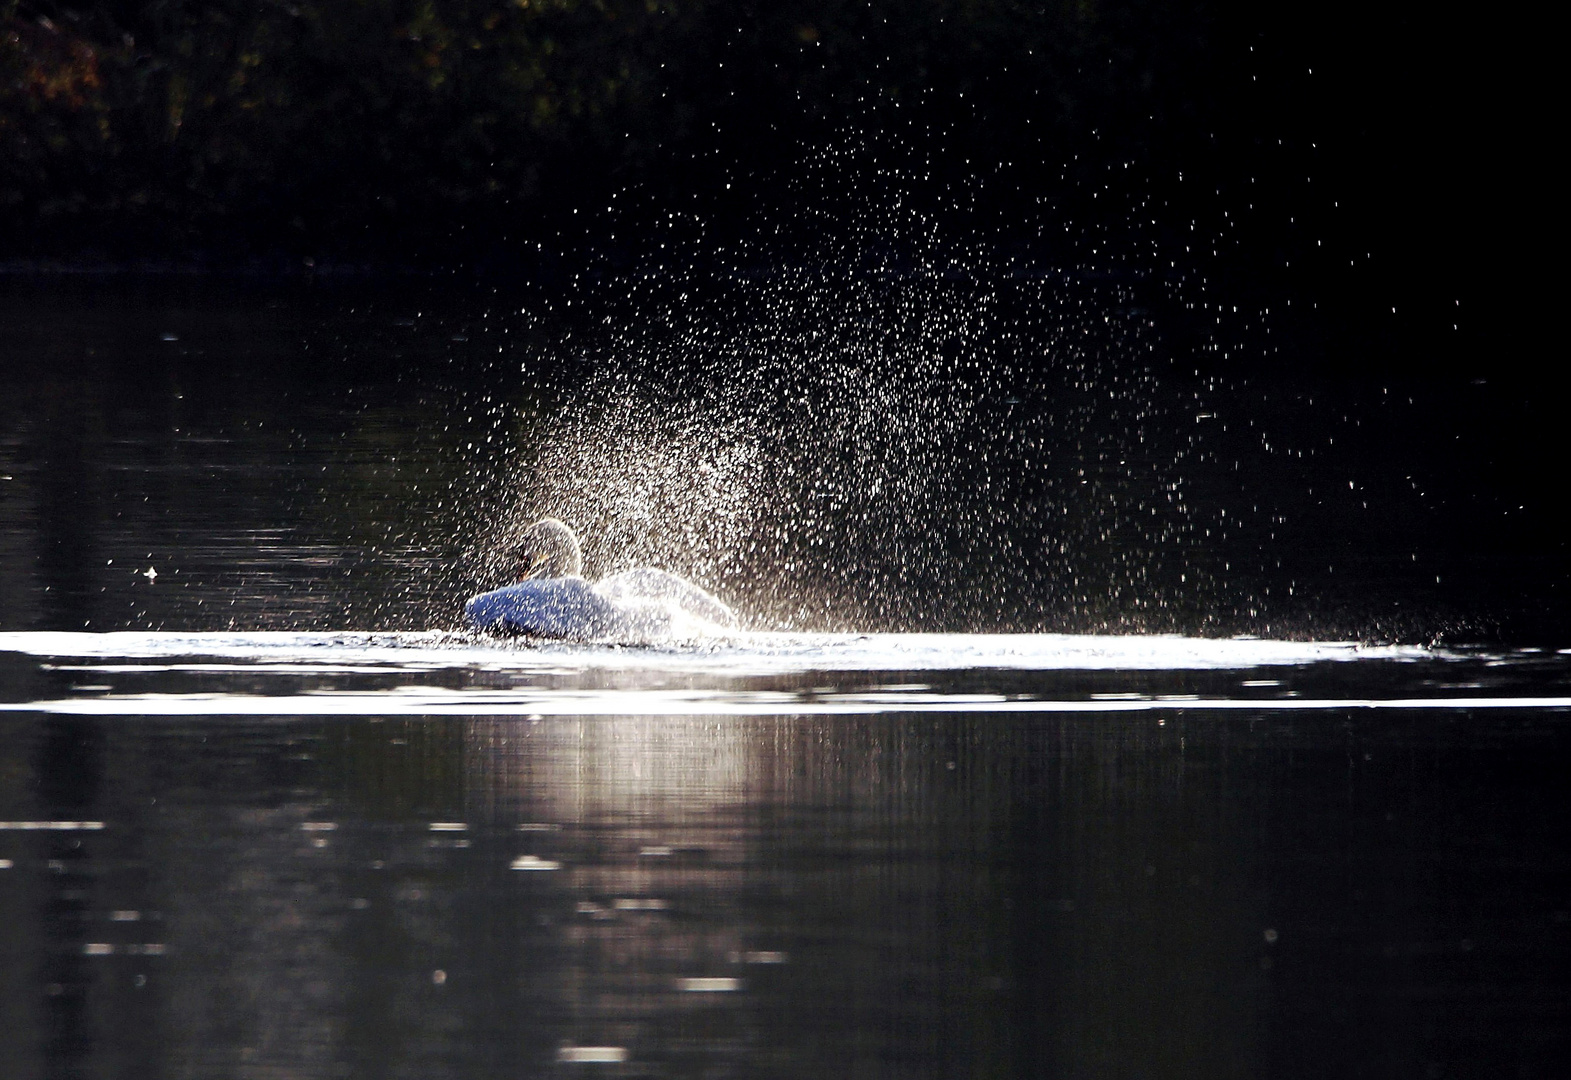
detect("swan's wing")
(594, 568), (739, 629)
(465, 577), (631, 640)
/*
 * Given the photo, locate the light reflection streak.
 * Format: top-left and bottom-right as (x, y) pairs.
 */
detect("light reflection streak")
(4, 692), (1569, 716)
(557, 1047), (629, 1064)
(0, 630), (1446, 674)
(456, 711), (768, 1065)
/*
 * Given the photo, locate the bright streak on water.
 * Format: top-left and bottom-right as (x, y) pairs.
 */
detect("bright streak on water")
(557, 1047), (629, 1064)
(677, 977), (743, 992)
(3, 630), (1564, 716)
(1, 629), (1434, 673)
(8, 691), (1569, 716)
(509, 855), (562, 871)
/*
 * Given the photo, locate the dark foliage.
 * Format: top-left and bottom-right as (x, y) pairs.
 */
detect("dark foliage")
(2, 1), (1225, 256)
(0, 1), (1537, 387)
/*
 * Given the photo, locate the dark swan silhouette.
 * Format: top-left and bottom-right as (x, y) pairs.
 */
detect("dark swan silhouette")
(464, 518), (739, 641)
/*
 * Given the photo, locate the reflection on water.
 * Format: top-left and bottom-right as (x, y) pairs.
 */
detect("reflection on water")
(2, 636), (1569, 1077)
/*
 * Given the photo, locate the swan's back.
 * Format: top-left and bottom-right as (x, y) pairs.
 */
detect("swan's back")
(594, 567), (739, 629)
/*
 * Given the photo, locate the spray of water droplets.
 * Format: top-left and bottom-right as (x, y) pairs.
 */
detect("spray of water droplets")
(428, 150), (1226, 634)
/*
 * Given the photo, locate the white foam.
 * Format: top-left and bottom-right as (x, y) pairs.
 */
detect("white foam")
(1, 629), (1549, 718)
(3, 687), (1567, 717)
(0, 629), (1440, 675)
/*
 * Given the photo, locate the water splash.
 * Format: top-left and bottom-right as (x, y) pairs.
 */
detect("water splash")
(443, 150), (1202, 634)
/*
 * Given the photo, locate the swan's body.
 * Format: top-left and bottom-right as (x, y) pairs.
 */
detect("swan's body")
(464, 519), (738, 642)
(465, 576), (631, 640)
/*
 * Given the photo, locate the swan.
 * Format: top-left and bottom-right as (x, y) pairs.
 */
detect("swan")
(464, 518), (739, 641)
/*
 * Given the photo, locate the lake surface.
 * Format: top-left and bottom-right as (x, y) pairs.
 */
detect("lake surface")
(1, 631), (1569, 1079)
(2, 279), (1568, 1077)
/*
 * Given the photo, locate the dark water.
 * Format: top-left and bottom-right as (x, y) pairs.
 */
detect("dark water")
(2, 276), (1564, 641)
(2, 279), (1569, 1078)
(1, 633), (1569, 1079)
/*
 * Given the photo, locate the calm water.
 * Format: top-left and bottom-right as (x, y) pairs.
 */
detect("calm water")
(1, 632), (1569, 1079)
(2, 280), (1568, 1077)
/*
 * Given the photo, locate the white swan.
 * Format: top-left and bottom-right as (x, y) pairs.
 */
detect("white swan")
(464, 518), (739, 641)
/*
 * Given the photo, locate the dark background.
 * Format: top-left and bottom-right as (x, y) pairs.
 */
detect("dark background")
(2, 1), (1562, 642)
(2, 0), (1538, 366)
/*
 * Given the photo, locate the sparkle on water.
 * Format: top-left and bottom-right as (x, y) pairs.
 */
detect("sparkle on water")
(3, 630), (1566, 718)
